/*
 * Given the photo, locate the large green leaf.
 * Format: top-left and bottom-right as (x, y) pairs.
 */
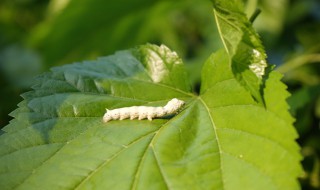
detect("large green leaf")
(0, 43), (301, 189)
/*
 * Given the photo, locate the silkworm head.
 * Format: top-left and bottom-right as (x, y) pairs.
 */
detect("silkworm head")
(165, 98), (185, 113)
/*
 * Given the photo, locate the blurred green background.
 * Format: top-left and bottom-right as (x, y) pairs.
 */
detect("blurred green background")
(0, 0), (319, 189)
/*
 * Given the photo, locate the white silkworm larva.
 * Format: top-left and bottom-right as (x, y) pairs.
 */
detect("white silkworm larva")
(103, 98), (185, 123)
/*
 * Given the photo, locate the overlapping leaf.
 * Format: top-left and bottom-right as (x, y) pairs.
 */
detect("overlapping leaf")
(212, 0), (267, 104)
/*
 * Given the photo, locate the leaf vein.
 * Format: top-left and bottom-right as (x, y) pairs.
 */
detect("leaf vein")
(198, 97), (226, 189)
(74, 130), (157, 189)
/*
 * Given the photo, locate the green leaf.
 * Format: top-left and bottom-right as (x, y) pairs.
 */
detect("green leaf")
(0, 44), (301, 189)
(212, 0), (267, 104)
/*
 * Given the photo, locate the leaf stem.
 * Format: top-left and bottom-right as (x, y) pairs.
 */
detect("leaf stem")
(249, 8), (261, 23)
(276, 53), (320, 73)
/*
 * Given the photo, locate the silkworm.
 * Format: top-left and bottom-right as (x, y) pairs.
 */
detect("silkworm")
(103, 98), (185, 123)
